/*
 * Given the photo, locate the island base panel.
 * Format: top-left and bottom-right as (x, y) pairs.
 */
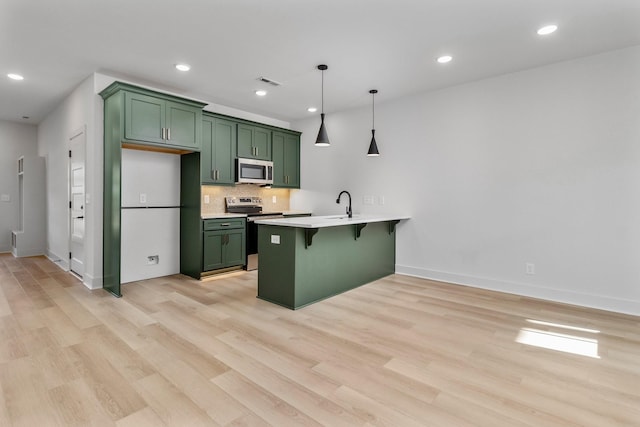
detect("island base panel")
(257, 222), (396, 309)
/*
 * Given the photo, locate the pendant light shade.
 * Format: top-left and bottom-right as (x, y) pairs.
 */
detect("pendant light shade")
(315, 64), (330, 146)
(367, 89), (380, 156)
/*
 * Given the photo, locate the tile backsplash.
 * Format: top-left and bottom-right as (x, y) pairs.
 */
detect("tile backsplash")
(201, 185), (291, 215)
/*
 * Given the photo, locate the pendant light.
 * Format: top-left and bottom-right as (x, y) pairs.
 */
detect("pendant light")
(367, 89), (380, 156)
(315, 64), (330, 146)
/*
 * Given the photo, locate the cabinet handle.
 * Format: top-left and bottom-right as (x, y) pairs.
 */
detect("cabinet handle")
(220, 223), (231, 227)
(161, 128), (166, 139)
(215, 170), (219, 180)
(167, 128), (171, 140)
(224, 234), (229, 244)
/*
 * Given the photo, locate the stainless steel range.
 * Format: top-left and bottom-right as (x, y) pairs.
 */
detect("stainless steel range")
(225, 196), (284, 271)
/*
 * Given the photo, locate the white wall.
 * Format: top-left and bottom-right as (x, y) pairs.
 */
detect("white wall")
(0, 120), (38, 252)
(38, 75), (103, 288)
(292, 45), (640, 315)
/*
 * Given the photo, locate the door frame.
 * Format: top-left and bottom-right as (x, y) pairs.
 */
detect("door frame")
(68, 125), (86, 279)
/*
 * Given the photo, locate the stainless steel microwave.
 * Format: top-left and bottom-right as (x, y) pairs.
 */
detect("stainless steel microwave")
(236, 158), (274, 185)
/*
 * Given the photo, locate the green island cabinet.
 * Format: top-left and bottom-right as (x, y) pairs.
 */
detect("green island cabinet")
(272, 131), (300, 188)
(100, 82), (207, 297)
(202, 218), (246, 271)
(237, 123), (271, 160)
(257, 220), (399, 309)
(201, 114), (237, 185)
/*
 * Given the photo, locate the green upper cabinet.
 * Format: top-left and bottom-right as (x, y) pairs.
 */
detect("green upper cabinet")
(100, 82), (205, 151)
(272, 131), (300, 188)
(237, 124), (271, 160)
(166, 101), (201, 150)
(202, 114), (237, 185)
(125, 92), (165, 144)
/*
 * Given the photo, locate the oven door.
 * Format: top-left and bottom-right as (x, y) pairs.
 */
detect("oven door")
(246, 215), (284, 271)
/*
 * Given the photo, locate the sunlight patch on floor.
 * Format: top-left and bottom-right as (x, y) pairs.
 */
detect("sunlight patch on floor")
(517, 320), (600, 359)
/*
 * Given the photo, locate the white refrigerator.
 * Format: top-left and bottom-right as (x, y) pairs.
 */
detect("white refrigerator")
(120, 149), (181, 283)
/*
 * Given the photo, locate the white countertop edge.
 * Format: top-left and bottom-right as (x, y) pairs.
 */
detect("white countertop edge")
(202, 210), (313, 220)
(202, 213), (247, 219)
(254, 214), (410, 228)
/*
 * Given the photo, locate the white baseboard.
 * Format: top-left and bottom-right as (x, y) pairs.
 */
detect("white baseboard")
(395, 264), (640, 317)
(83, 273), (102, 290)
(46, 250), (102, 290)
(46, 250), (69, 271)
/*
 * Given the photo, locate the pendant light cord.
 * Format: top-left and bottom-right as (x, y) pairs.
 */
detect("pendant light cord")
(372, 91), (375, 129)
(321, 69), (324, 114)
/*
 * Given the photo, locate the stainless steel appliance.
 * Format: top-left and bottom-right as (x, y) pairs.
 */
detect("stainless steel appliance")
(225, 196), (283, 270)
(235, 158), (274, 185)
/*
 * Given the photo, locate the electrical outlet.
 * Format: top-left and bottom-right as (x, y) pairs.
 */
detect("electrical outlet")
(363, 195), (374, 205)
(526, 263), (535, 275)
(0, 194), (10, 202)
(272, 195), (277, 203)
(204, 195), (210, 204)
(271, 235), (280, 244)
(139, 193), (147, 204)
(379, 196), (385, 205)
(147, 255), (159, 265)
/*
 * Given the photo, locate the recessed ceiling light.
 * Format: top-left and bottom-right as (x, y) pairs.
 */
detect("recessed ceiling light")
(255, 90), (267, 96)
(175, 64), (191, 71)
(537, 24), (558, 35)
(307, 107), (317, 113)
(437, 55), (453, 64)
(8, 73), (24, 80)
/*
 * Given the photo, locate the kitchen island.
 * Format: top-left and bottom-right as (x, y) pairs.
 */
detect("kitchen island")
(255, 214), (409, 309)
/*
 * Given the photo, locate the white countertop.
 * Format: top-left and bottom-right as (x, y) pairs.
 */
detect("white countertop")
(202, 210), (312, 220)
(254, 214), (410, 229)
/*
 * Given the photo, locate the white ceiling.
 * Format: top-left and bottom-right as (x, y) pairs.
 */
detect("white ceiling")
(2, 0), (639, 125)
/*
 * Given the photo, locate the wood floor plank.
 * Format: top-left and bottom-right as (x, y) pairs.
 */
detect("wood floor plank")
(0, 255), (638, 426)
(134, 373), (221, 427)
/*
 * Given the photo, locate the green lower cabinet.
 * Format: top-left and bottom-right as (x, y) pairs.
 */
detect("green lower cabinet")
(202, 219), (246, 272)
(257, 221), (396, 309)
(272, 131), (300, 188)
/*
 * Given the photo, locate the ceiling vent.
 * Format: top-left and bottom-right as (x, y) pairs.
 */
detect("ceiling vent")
(257, 76), (282, 87)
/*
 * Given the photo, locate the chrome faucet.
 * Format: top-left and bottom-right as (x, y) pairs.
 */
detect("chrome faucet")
(336, 190), (352, 218)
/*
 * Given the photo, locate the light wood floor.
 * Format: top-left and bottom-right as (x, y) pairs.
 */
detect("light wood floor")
(0, 254), (639, 426)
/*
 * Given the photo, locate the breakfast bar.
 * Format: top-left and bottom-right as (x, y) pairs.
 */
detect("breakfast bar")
(255, 214), (409, 309)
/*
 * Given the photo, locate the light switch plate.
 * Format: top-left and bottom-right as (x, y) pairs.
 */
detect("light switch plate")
(271, 235), (280, 244)
(0, 194), (10, 202)
(204, 195), (210, 204)
(139, 193), (147, 203)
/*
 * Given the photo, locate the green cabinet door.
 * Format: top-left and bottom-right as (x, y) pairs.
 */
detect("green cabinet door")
(202, 116), (237, 185)
(125, 92), (165, 144)
(237, 124), (254, 158)
(272, 131), (300, 188)
(237, 124), (271, 160)
(166, 101), (200, 150)
(203, 230), (225, 271)
(253, 126), (271, 160)
(201, 117), (214, 184)
(224, 229), (246, 266)
(213, 118), (236, 184)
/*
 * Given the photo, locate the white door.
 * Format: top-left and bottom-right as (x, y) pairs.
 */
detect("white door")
(69, 128), (85, 278)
